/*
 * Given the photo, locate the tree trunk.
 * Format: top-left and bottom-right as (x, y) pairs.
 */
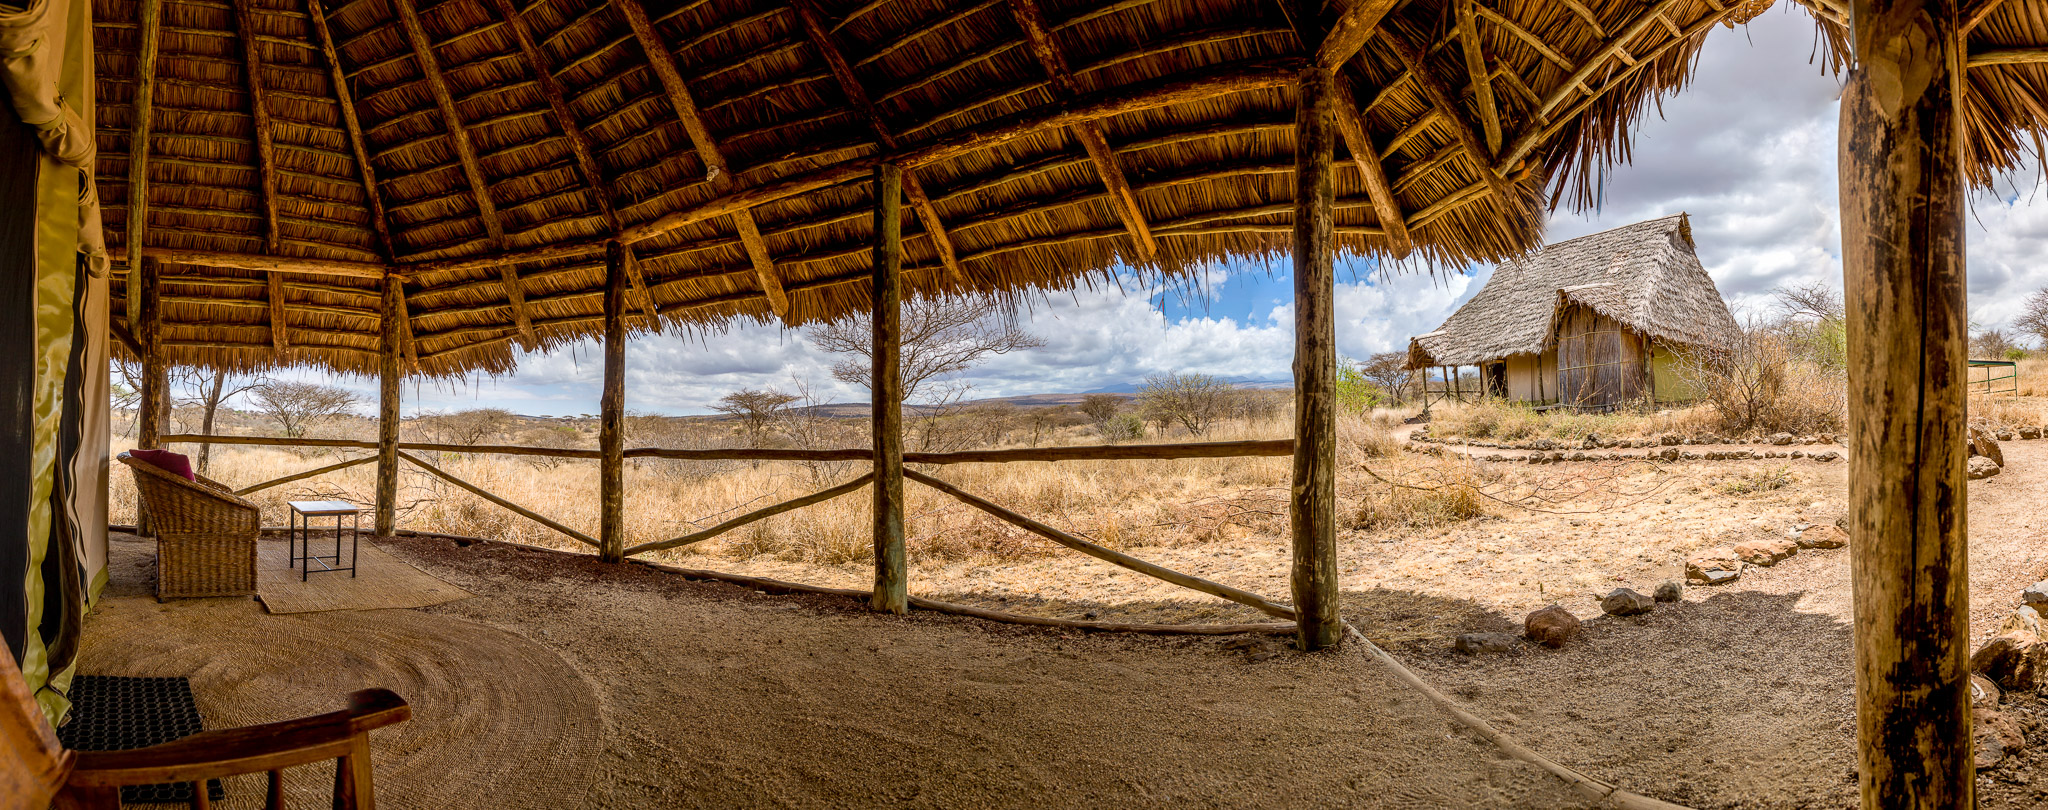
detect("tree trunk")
(137, 258), (165, 537)
(197, 369), (224, 474)
(871, 164), (907, 614)
(1291, 66), (1341, 650)
(1839, 2), (1972, 807)
(599, 240), (628, 562)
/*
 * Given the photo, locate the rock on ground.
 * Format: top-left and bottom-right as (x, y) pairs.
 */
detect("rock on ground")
(1453, 632), (1520, 656)
(1970, 456), (2003, 480)
(1975, 709), (2027, 770)
(1732, 538), (1798, 567)
(1601, 588), (1655, 617)
(1524, 606), (1581, 648)
(1654, 582), (1683, 603)
(1971, 425), (2007, 468)
(1795, 524), (1848, 549)
(2023, 581), (2048, 607)
(1686, 556), (1742, 585)
(1972, 631), (2048, 692)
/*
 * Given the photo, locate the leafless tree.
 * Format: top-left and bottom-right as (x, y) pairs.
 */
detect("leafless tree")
(418, 408), (517, 446)
(248, 380), (361, 439)
(110, 359), (143, 438)
(1138, 372), (1236, 436)
(2013, 288), (2048, 350)
(1079, 393), (1122, 423)
(806, 295), (1045, 403)
(1972, 328), (2022, 360)
(713, 387), (798, 448)
(1773, 281), (1845, 325)
(168, 367), (265, 472)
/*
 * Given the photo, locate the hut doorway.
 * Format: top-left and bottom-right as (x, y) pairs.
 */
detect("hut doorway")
(1554, 304), (1648, 408)
(1484, 363), (1507, 399)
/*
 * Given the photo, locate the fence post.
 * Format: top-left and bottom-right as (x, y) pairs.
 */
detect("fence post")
(870, 163), (907, 614)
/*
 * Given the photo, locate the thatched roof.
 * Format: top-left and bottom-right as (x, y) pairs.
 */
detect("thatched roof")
(1405, 213), (1738, 368)
(89, 0), (1807, 377)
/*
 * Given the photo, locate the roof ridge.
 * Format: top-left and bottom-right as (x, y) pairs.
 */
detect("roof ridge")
(1523, 212), (1689, 256)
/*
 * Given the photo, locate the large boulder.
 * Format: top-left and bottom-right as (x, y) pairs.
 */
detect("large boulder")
(1601, 588), (1655, 617)
(1524, 606), (1581, 648)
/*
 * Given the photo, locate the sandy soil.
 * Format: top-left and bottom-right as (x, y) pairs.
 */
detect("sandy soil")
(76, 438), (2048, 807)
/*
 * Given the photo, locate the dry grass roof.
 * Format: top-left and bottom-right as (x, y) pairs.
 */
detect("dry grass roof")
(1405, 213), (1739, 368)
(98, 0), (1806, 377)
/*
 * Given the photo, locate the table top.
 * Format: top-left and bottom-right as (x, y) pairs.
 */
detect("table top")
(288, 500), (361, 516)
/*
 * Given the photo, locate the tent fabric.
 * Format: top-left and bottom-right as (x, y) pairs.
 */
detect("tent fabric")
(0, 0), (106, 275)
(0, 0), (103, 726)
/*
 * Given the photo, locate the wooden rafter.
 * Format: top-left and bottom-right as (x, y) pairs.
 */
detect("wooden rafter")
(1965, 0), (2009, 33)
(127, 0), (162, 333)
(1472, 4), (1572, 71)
(231, 0), (281, 254)
(791, 0), (970, 289)
(486, 0), (661, 322)
(1007, 0), (1159, 267)
(1968, 48), (2048, 67)
(1376, 23), (1511, 208)
(618, 0), (791, 319)
(391, 0), (534, 344)
(306, 0), (394, 261)
(1556, 0), (1604, 37)
(1456, 0), (1500, 154)
(1330, 75), (1411, 257)
(1314, 0), (1400, 70)
(1498, 0), (1721, 171)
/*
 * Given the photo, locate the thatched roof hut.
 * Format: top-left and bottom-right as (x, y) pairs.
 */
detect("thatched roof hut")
(1405, 213), (1737, 406)
(85, 0), (1797, 378)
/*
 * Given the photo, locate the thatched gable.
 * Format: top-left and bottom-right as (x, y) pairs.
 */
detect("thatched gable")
(1405, 213), (1737, 369)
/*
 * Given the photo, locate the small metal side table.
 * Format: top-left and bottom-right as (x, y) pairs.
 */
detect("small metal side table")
(287, 500), (362, 582)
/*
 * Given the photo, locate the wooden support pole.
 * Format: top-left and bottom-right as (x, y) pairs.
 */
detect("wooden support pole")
(871, 163), (907, 614)
(137, 257), (166, 452)
(1314, 0), (1401, 69)
(376, 275), (401, 536)
(1839, 1), (1972, 806)
(126, 0), (161, 333)
(267, 273), (289, 353)
(599, 240), (628, 562)
(1291, 66), (1341, 651)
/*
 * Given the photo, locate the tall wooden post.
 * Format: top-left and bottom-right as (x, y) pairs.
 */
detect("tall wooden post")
(136, 257), (166, 452)
(1290, 67), (1340, 650)
(871, 163), (907, 614)
(1839, 1), (1971, 807)
(375, 275), (402, 536)
(135, 257), (166, 537)
(599, 241), (627, 563)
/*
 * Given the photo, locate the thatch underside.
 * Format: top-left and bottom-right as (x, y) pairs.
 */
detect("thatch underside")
(100, 0), (1818, 376)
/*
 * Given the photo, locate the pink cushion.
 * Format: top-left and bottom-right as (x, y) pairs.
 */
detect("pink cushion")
(129, 449), (196, 481)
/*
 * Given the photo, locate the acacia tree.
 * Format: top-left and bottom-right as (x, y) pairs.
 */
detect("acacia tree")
(1358, 352), (1411, 402)
(713, 387), (798, 448)
(2013, 288), (2048, 350)
(419, 408), (517, 445)
(1137, 372), (1236, 436)
(248, 381), (360, 438)
(1079, 393), (1123, 425)
(169, 367), (265, 473)
(806, 295), (1044, 402)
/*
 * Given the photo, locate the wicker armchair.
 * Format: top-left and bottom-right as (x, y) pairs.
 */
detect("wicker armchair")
(117, 452), (259, 601)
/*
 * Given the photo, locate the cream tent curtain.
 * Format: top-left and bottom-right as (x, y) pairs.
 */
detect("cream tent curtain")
(0, 0), (109, 724)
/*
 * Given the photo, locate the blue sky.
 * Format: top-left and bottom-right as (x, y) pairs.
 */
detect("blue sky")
(283, 6), (2048, 417)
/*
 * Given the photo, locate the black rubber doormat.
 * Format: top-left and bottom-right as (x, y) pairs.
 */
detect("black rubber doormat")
(55, 675), (226, 804)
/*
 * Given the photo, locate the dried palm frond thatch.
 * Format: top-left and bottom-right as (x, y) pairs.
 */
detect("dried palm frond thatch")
(92, 0), (1860, 377)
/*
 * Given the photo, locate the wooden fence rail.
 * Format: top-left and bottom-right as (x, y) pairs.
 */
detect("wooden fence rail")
(394, 450), (600, 548)
(233, 455), (376, 496)
(162, 434), (1294, 465)
(622, 474), (875, 556)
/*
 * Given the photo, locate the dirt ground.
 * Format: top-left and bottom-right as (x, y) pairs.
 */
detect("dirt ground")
(77, 439), (2048, 808)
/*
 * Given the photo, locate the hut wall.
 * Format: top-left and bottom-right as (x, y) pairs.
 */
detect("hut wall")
(1553, 304), (1647, 408)
(1650, 343), (1703, 403)
(1502, 353), (1547, 402)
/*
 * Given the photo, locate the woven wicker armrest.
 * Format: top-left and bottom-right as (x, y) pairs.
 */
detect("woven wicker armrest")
(117, 453), (261, 516)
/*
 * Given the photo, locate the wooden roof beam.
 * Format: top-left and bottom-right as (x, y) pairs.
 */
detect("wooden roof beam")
(1314, 0), (1400, 69)
(1456, 0), (1501, 155)
(126, 249), (393, 279)
(618, 0), (790, 319)
(391, 0), (533, 345)
(1556, 0), (1605, 37)
(1007, 0), (1159, 267)
(127, 0), (162, 334)
(1330, 75), (1411, 258)
(231, 0), (282, 256)
(1377, 24), (1511, 212)
(791, 0), (970, 290)
(1968, 48), (2048, 67)
(1965, 0), (2009, 33)
(1530, 0), (1688, 121)
(306, 0), (395, 261)
(487, 0), (662, 324)
(1471, 4), (1572, 71)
